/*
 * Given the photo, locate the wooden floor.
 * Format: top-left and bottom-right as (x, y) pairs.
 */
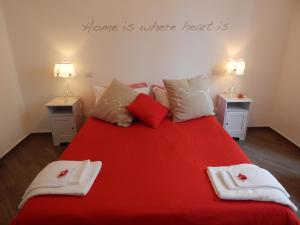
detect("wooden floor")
(0, 134), (65, 225)
(0, 128), (299, 225)
(238, 127), (300, 218)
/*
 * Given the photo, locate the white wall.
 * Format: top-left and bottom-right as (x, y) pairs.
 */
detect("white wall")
(0, 0), (296, 133)
(270, 1), (300, 147)
(0, 2), (28, 157)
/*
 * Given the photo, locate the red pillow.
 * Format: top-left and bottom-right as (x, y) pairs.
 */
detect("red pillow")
(128, 82), (148, 88)
(127, 93), (168, 128)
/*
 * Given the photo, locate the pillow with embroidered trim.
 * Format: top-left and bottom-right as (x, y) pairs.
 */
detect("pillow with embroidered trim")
(93, 85), (106, 104)
(93, 83), (150, 105)
(163, 75), (214, 122)
(152, 86), (170, 109)
(90, 79), (138, 127)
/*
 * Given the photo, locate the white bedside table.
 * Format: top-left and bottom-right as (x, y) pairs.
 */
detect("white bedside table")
(216, 93), (252, 140)
(46, 97), (83, 146)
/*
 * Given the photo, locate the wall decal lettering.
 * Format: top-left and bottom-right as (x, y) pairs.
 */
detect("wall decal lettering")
(82, 20), (230, 33)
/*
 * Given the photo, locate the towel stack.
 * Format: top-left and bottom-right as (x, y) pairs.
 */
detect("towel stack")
(207, 164), (297, 211)
(19, 160), (102, 209)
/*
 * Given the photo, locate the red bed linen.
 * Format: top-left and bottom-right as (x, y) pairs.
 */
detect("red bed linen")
(11, 116), (299, 225)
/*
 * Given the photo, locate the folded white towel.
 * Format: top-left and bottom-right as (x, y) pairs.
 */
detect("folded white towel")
(68, 160), (91, 185)
(220, 164), (289, 197)
(19, 161), (102, 209)
(207, 165), (297, 212)
(22, 160), (91, 199)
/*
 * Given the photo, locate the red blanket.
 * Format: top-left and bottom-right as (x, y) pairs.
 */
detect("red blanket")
(11, 116), (299, 225)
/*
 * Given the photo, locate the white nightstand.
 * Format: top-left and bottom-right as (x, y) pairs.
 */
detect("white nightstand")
(216, 93), (252, 140)
(46, 97), (83, 146)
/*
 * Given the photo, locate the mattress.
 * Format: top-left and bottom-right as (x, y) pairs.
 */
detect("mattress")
(11, 116), (300, 225)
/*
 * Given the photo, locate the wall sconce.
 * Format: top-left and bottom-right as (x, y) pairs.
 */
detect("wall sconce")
(54, 62), (76, 98)
(226, 58), (245, 75)
(226, 58), (246, 97)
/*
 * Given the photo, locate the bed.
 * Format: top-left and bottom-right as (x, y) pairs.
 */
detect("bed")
(11, 116), (299, 225)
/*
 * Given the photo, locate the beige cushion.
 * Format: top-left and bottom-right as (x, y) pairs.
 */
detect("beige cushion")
(152, 87), (170, 109)
(93, 85), (150, 106)
(152, 86), (172, 118)
(90, 79), (138, 127)
(163, 76), (214, 122)
(93, 85), (106, 103)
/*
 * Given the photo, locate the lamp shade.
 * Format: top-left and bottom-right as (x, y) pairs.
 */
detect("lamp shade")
(226, 59), (245, 75)
(54, 62), (75, 78)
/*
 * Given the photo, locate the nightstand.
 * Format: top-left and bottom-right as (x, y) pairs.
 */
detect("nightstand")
(46, 97), (83, 146)
(216, 93), (252, 140)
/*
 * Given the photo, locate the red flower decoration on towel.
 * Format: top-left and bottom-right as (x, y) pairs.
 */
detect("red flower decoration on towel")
(238, 173), (247, 181)
(57, 169), (69, 178)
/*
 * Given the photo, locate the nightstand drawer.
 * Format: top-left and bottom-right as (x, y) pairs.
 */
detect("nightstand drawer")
(46, 97), (83, 146)
(51, 116), (76, 136)
(225, 111), (248, 134)
(217, 93), (252, 140)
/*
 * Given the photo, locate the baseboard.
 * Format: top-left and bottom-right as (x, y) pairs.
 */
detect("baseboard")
(31, 131), (51, 135)
(248, 126), (270, 129)
(269, 127), (300, 148)
(31, 130), (51, 134)
(248, 126), (299, 148)
(0, 133), (30, 159)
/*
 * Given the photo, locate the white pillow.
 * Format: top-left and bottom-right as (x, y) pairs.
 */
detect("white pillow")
(135, 87), (150, 95)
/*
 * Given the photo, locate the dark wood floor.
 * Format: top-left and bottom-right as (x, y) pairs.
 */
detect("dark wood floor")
(0, 134), (66, 225)
(0, 128), (299, 225)
(238, 127), (300, 218)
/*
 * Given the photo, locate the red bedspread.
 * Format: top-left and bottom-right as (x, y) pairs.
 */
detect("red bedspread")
(11, 116), (299, 225)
